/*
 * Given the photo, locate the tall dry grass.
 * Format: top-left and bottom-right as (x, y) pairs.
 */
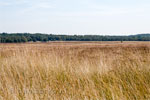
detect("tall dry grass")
(0, 42), (150, 100)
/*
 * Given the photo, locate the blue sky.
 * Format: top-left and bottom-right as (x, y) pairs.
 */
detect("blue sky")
(1, 0), (150, 35)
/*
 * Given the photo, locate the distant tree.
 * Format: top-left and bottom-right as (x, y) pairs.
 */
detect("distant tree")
(0, 33), (150, 43)
(21, 36), (28, 42)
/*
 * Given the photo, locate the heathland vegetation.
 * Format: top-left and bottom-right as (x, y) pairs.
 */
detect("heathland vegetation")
(0, 33), (150, 43)
(0, 42), (150, 100)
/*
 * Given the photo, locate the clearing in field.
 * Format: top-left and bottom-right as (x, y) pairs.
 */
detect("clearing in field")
(0, 41), (150, 100)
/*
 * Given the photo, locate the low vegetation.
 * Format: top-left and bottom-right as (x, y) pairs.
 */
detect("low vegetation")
(0, 42), (150, 100)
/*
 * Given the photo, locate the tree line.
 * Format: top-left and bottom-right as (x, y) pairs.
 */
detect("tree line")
(0, 33), (150, 43)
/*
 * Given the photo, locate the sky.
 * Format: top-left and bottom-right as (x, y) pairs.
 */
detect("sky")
(1, 0), (150, 35)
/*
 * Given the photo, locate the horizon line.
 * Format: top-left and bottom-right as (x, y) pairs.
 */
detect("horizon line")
(1, 32), (150, 36)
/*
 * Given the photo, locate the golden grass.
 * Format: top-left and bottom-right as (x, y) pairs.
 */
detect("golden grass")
(0, 42), (150, 100)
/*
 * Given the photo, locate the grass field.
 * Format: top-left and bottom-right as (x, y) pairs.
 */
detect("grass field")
(0, 41), (150, 100)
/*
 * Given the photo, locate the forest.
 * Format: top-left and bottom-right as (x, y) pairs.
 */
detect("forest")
(0, 33), (150, 43)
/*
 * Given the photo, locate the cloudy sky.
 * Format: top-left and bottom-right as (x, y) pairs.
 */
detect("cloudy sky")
(1, 0), (150, 35)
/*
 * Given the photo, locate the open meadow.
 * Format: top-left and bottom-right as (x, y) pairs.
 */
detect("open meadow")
(0, 41), (150, 100)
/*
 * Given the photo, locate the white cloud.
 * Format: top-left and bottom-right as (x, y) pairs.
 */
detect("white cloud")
(0, 1), (11, 6)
